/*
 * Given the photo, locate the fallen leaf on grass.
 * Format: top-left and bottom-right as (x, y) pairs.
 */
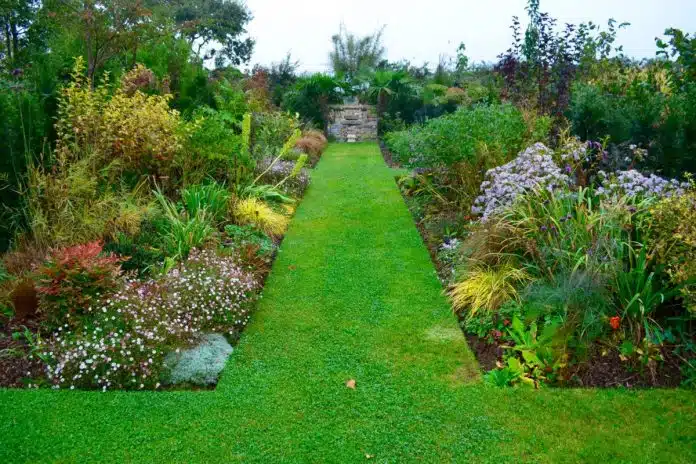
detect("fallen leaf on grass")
(346, 379), (356, 389)
(288, 265), (296, 270)
(365, 453), (374, 459)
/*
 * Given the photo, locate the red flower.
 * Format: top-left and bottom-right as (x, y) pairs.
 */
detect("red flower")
(609, 316), (621, 331)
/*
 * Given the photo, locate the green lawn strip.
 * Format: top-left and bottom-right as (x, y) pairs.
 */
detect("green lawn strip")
(1, 143), (695, 463)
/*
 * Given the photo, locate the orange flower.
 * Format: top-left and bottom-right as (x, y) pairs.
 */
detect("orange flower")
(609, 316), (621, 330)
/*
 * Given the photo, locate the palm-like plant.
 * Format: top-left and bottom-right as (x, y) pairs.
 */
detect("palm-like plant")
(366, 70), (412, 115)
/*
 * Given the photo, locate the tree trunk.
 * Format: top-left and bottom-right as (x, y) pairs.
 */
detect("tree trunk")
(10, 20), (18, 61)
(377, 92), (387, 116)
(4, 22), (12, 64)
(84, 0), (96, 88)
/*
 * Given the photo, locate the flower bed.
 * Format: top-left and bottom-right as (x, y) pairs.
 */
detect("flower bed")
(0, 61), (327, 391)
(395, 138), (696, 388)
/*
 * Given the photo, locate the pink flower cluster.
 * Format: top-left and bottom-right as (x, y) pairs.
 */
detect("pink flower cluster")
(38, 250), (258, 391)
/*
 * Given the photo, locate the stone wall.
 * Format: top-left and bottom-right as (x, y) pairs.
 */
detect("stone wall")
(327, 104), (378, 142)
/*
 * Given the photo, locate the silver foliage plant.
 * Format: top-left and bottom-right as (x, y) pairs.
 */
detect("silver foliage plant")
(164, 333), (233, 386)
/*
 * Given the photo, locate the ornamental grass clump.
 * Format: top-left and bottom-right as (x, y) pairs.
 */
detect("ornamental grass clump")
(232, 198), (288, 238)
(154, 190), (217, 260)
(38, 250), (258, 390)
(472, 143), (570, 221)
(449, 264), (530, 318)
(295, 129), (328, 164)
(499, 187), (638, 280)
(181, 183), (231, 225)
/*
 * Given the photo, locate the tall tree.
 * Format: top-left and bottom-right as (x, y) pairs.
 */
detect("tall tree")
(47, 0), (158, 86)
(0, 0), (39, 69)
(167, 0), (254, 67)
(329, 24), (385, 84)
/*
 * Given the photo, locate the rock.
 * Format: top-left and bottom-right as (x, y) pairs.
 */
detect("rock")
(327, 104), (378, 142)
(163, 333), (233, 386)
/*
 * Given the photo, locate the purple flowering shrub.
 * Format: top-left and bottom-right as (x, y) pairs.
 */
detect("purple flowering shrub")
(559, 137), (651, 187)
(596, 170), (689, 200)
(471, 139), (687, 222)
(38, 250), (258, 390)
(472, 143), (571, 221)
(436, 238), (463, 285)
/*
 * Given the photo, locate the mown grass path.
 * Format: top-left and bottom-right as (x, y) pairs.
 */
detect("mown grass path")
(2, 143), (696, 463)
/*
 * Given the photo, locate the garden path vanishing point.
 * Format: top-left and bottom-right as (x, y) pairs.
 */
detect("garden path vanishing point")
(2, 143), (696, 463)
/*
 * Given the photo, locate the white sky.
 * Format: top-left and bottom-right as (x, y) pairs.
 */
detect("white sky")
(245, 0), (696, 72)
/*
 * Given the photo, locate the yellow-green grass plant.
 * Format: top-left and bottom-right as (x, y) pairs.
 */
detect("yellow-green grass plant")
(449, 263), (530, 318)
(232, 198), (288, 238)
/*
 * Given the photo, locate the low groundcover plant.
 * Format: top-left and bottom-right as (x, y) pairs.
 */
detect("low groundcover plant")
(37, 250), (258, 391)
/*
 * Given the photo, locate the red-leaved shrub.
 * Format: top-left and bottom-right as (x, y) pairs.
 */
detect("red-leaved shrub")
(36, 241), (123, 329)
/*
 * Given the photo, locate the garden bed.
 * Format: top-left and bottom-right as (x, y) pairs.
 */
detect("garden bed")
(392, 137), (696, 389)
(0, 61), (330, 392)
(400, 187), (690, 388)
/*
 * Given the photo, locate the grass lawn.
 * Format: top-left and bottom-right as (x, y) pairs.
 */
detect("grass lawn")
(1, 142), (695, 463)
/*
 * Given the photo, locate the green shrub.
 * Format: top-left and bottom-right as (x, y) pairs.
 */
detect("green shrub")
(388, 104), (551, 215)
(568, 82), (630, 143)
(645, 190), (696, 312)
(385, 103), (548, 168)
(569, 80), (696, 177)
(104, 226), (166, 276)
(252, 112), (301, 159)
(182, 106), (242, 185)
(0, 80), (53, 252)
(654, 83), (696, 176)
(282, 74), (343, 129)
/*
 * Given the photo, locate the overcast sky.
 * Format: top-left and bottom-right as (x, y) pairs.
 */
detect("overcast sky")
(245, 0), (696, 72)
